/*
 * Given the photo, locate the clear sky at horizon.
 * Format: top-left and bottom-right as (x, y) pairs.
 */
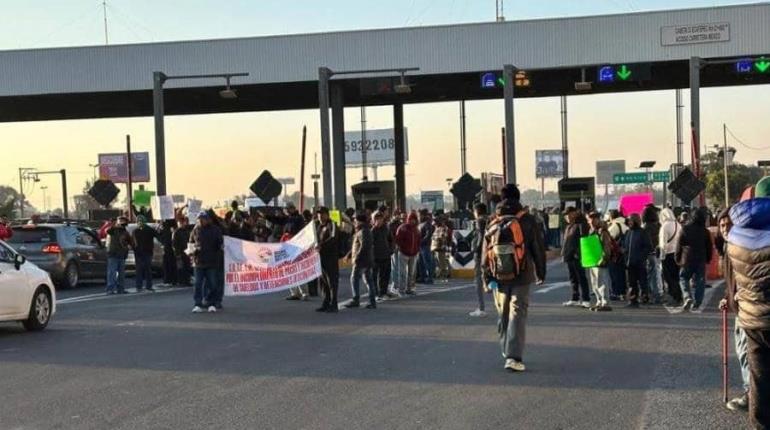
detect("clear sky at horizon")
(1, 0), (768, 211)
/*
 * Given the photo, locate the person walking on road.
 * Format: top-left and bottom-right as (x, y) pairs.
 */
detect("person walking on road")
(315, 207), (339, 313)
(388, 211), (404, 293)
(371, 212), (395, 301)
(658, 208), (682, 306)
(346, 213), (377, 309)
(470, 203), (489, 317)
(562, 207), (591, 308)
(481, 184), (546, 372)
(726, 180), (770, 429)
(132, 215), (157, 292)
(623, 213), (652, 308)
(418, 211), (435, 285)
(395, 212), (421, 296)
(642, 205), (663, 304)
(431, 216), (451, 283)
(173, 217), (194, 287)
(716, 208), (750, 412)
(587, 212), (613, 311)
(607, 210), (628, 301)
(189, 212), (224, 313)
(676, 207), (714, 312)
(105, 216), (132, 295)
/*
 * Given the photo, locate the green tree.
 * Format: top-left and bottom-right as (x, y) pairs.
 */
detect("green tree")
(0, 185), (36, 219)
(701, 152), (764, 208)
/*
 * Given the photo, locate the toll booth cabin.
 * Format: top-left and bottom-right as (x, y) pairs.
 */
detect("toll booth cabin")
(558, 177), (596, 213)
(351, 181), (395, 212)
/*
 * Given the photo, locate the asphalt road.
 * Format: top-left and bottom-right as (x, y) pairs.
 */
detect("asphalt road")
(0, 261), (749, 430)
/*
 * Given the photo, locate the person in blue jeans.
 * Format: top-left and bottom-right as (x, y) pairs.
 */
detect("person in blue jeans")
(131, 215), (157, 292)
(675, 207), (713, 311)
(105, 216), (132, 295)
(345, 213), (377, 309)
(189, 212), (224, 313)
(418, 211), (435, 285)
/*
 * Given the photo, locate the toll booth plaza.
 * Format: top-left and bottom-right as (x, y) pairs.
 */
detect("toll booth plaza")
(1, 4), (769, 209)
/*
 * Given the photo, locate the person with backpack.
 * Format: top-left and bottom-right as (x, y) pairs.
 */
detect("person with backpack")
(676, 207), (714, 312)
(562, 207), (591, 308)
(482, 184), (546, 372)
(395, 212), (421, 296)
(726, 178), (770, 428)
(470, 203), (489, 318)
(587, 212), (613, 311)
(607, 210), (628, 300)
(624, 213), (653, 308)
(658, 208), (682, 306)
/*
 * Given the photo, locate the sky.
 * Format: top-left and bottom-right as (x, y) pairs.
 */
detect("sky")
(1, 0), (769, 211)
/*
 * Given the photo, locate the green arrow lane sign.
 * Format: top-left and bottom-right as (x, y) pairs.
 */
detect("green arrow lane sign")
(612, 171), (670, 184)
(617, 65), (632, 81)
(756, 60), (770, 73)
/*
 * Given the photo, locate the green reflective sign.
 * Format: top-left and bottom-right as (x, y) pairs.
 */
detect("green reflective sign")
(612, 171), (670, 184)
(756, 60), (770, 73)
(617, 65), (632, 81)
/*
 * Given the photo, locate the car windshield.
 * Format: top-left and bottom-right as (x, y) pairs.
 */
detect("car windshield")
(8, 227), (57, 244)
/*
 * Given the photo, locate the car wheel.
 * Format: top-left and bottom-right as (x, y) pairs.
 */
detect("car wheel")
(61, 262), (80, 289)
(22, 287), (52, 331)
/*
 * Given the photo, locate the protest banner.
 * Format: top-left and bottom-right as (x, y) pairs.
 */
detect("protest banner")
(186, 199), (202, 223)
(618, 192), (653, 217)
(150, 195), (176, 220)
(224, 222), (321, 296)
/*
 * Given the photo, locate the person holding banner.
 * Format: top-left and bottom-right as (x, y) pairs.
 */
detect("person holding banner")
(315, 207), (340, 313)
(189, 212), (224, 313)
(346, 214), (377, 309)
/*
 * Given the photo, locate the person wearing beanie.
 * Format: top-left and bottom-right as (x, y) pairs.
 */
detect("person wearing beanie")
(481, 189), (547, 373)
(395, 211), (421, 296)
(726, 186), (770, 427)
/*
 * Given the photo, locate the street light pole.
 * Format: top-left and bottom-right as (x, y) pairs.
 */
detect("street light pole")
(723, 124), (730, 207)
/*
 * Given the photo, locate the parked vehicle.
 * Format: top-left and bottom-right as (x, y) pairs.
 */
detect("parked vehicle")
(6, 223), (107, 288)
(0, 240), (56, 331)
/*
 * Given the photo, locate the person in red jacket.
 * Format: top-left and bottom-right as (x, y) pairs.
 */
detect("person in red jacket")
(395, 211), (421, 296)
(0, 215), (13, 241)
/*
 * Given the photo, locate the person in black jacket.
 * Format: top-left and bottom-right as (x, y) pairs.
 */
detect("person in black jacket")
(315, 207), (340, 313)
(105, 216), (132, 295)
(417, 211), (435, 285)
(189, 212), (224, 313)
(562, 207), (591, 308)
(132, 215), (157, 292)
(371, 212), (395, 301)
(676, 207), (714, 311)
(346, 213), (376, 309)
(624, 213), (653, 308)
(481, 185), (546, 372)
(263, 203), (308, 299)
(470, 202), (489, 317)
(172, 217), (194, 286)
(157, 219), (178, 286)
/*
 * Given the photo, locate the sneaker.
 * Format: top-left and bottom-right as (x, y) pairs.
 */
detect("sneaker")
(192, 306), (204, 313)
(580, 301), (592, 309)
(376, 296), (385, 303)
(726, 394), (748, 412)
(365, 304), (377, 310)
(344, 300), (360, 309)
(405, 290), (416, 296)
(682, 298), (694, 311)
(385, 292), (398, 299)
(301, 294), (309, 301)
(504, 359), (526, 372)
(207, 306), (217, 313)
(690, 305), (702, 313)
(469, 309), (487, 318)
(562, 300), (579, 307)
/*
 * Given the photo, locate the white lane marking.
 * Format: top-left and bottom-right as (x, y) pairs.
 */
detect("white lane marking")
(534, 281), (571, 294)
(337, 282), (475, 310)
(57, 287), (180, 305)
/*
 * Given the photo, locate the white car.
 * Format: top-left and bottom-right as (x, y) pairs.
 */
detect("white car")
(0, 240), (56, 331)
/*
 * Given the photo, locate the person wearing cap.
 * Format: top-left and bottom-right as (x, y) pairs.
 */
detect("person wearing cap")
(105, 216), (132, 295)
(727, 177), (770, 427)
(562, 207), (591, 308)
(315, 207), (339, 312)
(395, 211), (421, 296)
(346, 213), (377, 309)
(131, 215), (158, 292)
(189, 211), (224, 313)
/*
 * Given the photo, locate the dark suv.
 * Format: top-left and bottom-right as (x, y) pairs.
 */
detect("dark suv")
(7, 224), (107, 288)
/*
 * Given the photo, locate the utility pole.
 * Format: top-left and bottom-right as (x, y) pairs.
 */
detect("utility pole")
(459, 100), (467, 176)
(723, 123), (730, 208)
(360, 106), (368, 182)
(102, 1), (109, 45)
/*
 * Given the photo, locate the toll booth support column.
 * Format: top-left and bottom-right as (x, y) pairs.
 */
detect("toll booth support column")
(689, 57), (704, 206)
(331, 83), (347, 211)
(152, 71), (167, 196)
(394, 103), (406, 211)
(561, 95), (569, 179)
(318, 67), (333, 207)
(503, 64), (517, 185)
